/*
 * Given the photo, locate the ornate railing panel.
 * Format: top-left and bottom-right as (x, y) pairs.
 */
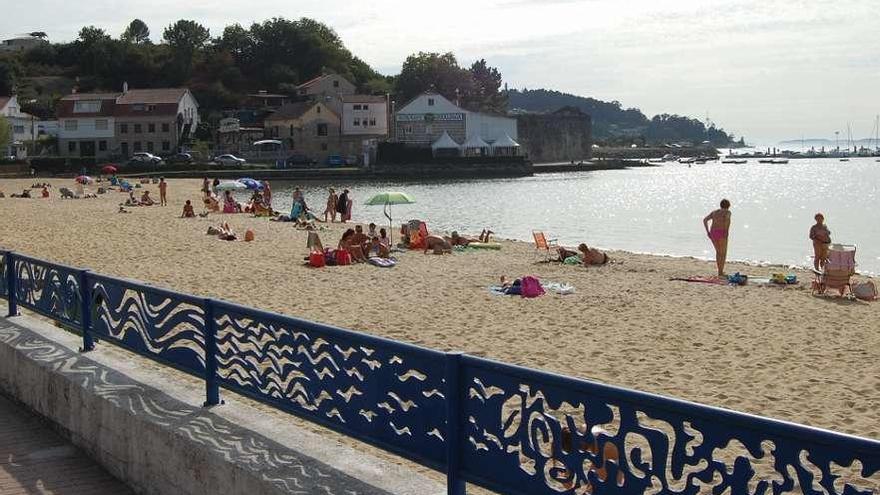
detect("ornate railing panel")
(460, 356), (880, 495)
(13, 254), (82, 328)
(0, 250), (7, 298)
(212, 300), (448, 467)
(89, 273), (206, 375)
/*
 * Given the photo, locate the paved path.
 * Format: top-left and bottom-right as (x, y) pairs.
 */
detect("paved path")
(0, 394), (133, 495)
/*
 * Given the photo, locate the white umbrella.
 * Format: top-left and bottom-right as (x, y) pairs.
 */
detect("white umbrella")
(215, 180), (247, 192)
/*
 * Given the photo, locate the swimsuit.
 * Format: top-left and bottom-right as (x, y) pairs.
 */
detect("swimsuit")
(709, 228), (728, 241)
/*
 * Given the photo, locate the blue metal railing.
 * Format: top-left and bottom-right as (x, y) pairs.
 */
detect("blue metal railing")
(1, 249), (878, 495)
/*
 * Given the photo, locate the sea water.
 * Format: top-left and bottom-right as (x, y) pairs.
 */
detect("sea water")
(250, 157), (880, 274)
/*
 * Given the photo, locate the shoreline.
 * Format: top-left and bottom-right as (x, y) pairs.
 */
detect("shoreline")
(1, 177), (878, 442)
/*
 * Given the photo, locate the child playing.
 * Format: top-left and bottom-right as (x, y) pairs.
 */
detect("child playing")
(181, 200), (195, 218)
(809, 213), (832, 270)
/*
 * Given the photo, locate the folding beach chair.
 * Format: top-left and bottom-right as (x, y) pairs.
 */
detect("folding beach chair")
(306, 231), (324, 253)
(812, 244), (856, 297)
(532, 231), (558, 261)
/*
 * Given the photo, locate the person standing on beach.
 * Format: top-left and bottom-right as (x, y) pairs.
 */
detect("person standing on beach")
(158, 178), (168, 206)
(324, 188), (338, 222)
(337, 189), (349, 223)
(703, 199), (731, 277)
(201, 177), (210, 198)
(809, 213), (832, 271)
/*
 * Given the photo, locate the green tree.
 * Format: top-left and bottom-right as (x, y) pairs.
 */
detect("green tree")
(29, 31), (48, 39)
(163, 20), (210, 83)
(467, 59), (506, 113)
(122, 19), (151, 44)
(0, 115), (11, 152)
(0, 58), (19, 95)
(396, 52), (474, 106)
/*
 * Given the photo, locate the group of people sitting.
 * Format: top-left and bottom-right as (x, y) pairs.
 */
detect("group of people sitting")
(337, 223), (391, 262)
(123, 190), (157, 207)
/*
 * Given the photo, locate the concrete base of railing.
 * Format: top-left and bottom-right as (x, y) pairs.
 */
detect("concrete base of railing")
(0, 309), (444, 495)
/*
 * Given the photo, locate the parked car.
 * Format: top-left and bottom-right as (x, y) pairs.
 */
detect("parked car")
(164, 152), (193, 165)
(213, 154), (246, 167)
(343, 155), (359, 166)
(285, 153), (314, 167)
(326, 155), (343, 166)
(128, 152), (163, 165)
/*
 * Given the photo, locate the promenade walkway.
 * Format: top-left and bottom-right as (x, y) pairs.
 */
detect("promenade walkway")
(0, 394), (132, 495)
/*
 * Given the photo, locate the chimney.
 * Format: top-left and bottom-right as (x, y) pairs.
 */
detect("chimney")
(123, 81), (129, 94)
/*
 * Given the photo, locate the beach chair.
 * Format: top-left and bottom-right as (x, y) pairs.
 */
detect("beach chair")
(812, 244), (856, 297)
(532, 231), (558, 261)
(306, 231), (324, 253)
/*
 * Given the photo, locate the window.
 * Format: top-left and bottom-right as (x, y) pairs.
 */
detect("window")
(134, 124), (142, 133)
(404, 125), (413, 135)
(362, 104), (369, 111)
(162, 141), (170, 151)
(321, 143), (328, 151)
(317, 106), (321, 114)
(95, 119), (108, 130)
(121, 142), (129, 156)
(120, 123), (128, 134)
(162, 123), (169, 133)
(317, 123), (328, 136)
(64, 120), (78, 131)
(147, 141), (154, 152)
(133, 141), (142, 152)
(73, 101), (100, 113)
(147, 105), (156, 112)
(369, 118), (376, 126)
(133, 104), (144, 111)
(68, 141), (76, 152)
(428, 98), (434, 106)
(13, 125), (24, 133)
(148, 123), (155, 133)
(99, 140), (107, 151)
(333, 80), (339, 88)
(353, 104), (361, 110)
(289, 124), (294, 136)
(353, 118), (360, 126)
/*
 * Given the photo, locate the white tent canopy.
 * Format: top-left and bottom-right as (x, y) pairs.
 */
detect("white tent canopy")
(462, 134), (490, 149)
(491, 134), (520, 148)
(431, 131), (461, 150)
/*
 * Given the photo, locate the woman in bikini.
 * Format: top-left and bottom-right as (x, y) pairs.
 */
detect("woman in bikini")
(703, 199), (732, 277)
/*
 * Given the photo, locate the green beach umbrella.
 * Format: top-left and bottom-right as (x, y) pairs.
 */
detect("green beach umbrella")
(365, 192), (416, 245)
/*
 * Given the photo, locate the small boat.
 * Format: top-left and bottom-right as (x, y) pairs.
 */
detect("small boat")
(679, 157), (696, 164)
(695, 159), (707, 164)
(771, 159), (789, 164)
(758, 159), (774, 164)
(721, 159), (747, 164)
(840, 158), (850, 162)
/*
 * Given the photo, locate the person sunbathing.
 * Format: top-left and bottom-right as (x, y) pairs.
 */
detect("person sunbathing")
(223, 190), (240, 213)
(140, 190), (156, 206)
(203, 194), (220, 212)
(424, 235), (452, 254)
(339, 229), (367, 262)
(41, 186), (50, 198)
(379, 228), (390, 247)
(367, 236), (390, 258)
(181, 200), (195, 218)
(218, 222), (237, 241)
(125, 191), (141, 206)
(578, 243), (609, 265)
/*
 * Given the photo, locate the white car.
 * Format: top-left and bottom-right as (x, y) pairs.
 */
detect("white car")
(213, 154), (246, 167)
(129, 152), (163, 164)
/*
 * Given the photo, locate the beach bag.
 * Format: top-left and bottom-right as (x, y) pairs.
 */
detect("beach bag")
(727, 272), (748, 286)
(244, 229), (255, 242)
(309, 251), (326, 268)
(520, 276), (545, 298)
(336, 249), (351, 266)
(853, 281), (877, 301)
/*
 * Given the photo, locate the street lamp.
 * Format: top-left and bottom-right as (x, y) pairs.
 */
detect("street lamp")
(26, 99), (37, 155)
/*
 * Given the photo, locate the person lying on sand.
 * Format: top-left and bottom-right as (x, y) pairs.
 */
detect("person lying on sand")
(11, 189), (31, 198)
(125, 192), (140, 206)
(181, 200), (195, 218)
(218, 222), (237, 241)
(424, 235), (452, 255)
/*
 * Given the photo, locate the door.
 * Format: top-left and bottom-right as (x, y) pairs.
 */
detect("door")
(121, 142), (129, 157)
(80, 140), (96, 157)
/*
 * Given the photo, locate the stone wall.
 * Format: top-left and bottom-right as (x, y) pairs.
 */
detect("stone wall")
(516, 106), (592, 164)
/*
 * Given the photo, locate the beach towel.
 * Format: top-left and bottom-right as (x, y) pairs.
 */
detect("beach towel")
(368, 257), (396, 268)
(542, 282), (576, 295)
(563, 255), (581, 265)
(670, 276), (728, 285)
(468, 242), (502, 250)
(290, 201), (304, 220)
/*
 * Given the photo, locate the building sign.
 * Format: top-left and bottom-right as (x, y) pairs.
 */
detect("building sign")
(218, 118), (241, 133)
(396, 113), (464, 122)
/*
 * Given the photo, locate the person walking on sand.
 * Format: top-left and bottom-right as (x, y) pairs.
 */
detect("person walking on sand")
(809, 212), (832, 271)
(703, 199), (731, 277)
(158, 177), (168, 206)
(324, 188), (338, 222)
(336, 189), (350, 223)
(201, 177), (210, 197)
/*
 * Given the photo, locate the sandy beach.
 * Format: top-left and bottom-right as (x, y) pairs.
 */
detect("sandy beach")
(1, 177), (878, 442)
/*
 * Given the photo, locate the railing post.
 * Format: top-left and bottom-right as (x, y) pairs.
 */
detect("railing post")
(5, 252), (18, 317)
(445, 352), (466, 495)
(79, 270), (95, 352)
(202, 298), (221, 407)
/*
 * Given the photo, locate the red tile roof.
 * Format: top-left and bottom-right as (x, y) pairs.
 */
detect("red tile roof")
(56, 98), (117, 118)
(56, 88), (193, 118)
(116, 88), (189, 105)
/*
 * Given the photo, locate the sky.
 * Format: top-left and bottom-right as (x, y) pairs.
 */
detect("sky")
(3, 0), (879, 144)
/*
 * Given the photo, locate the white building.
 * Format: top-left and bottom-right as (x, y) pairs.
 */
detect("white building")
(341, 95), (388, 137)
(393, 91), (517, 151)
(0, 35), (47, 52)
(0, 95), (36, 158)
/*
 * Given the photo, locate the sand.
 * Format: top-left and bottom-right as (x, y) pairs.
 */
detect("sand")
(1, 177), (878, 444)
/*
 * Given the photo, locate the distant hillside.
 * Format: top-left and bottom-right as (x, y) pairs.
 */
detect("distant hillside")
(508, 88), (740, 146)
